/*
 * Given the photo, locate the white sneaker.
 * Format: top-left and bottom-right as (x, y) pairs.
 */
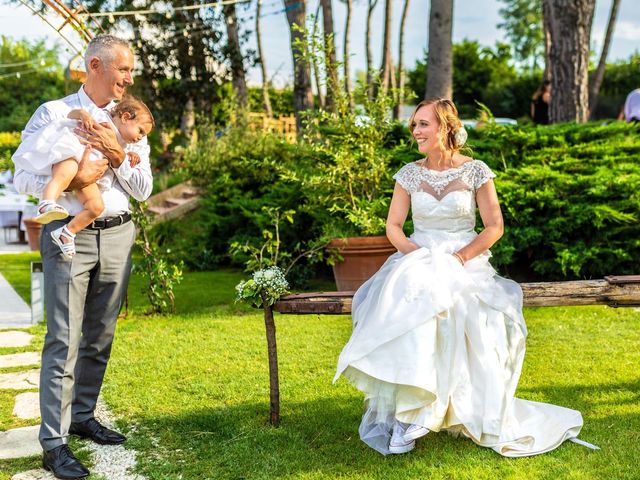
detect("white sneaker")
(389, 423), (415, 454)
(404, 424), (429, 442)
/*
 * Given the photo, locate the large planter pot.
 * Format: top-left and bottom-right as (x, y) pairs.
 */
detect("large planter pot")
(23, 218), (42, 252)
(327, 235), (396, 291)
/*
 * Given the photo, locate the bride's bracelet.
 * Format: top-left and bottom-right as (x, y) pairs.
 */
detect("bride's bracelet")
(452, 252), (465, 266)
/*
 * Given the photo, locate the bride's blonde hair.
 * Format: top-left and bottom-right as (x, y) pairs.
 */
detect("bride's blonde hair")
(409, 98), (464, 156)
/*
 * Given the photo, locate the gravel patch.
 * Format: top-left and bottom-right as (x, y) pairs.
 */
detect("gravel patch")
(89, 398), (146, 480)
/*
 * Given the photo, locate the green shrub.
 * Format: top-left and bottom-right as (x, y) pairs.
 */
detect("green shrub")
(166, 118), (639, 282)
(0, 132), (20, 171)
(465, 121), (640, 279)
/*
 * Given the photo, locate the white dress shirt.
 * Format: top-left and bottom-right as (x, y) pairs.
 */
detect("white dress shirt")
(13, 86), (153, 217)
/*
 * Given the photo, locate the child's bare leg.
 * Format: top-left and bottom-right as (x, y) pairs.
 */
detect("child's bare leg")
(43, 160), (78, 201)
(51, 184), (104, 257)
(35, 160), (79, 224)
(66, 183), (104, 235)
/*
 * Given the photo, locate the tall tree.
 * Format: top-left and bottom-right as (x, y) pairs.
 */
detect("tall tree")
(589, 0), (621, 117)
(342, 0), (354, 107)
(311, 2), (325, 109)
(379, 0), (393, 95)
(255, 0), (273, 117)
(394, 0), (411, 119)
(83, 0), (229, 131)
(321, 0), (339, 111)
(498, 0), (544, 71)
(542, 0), (596, 123)
(224, 2), (248, 109)
(425, 0), (453, 99)
(365, 0), (379, 100)
(284, 0), (314, 129)
(0, 37), (66, 132)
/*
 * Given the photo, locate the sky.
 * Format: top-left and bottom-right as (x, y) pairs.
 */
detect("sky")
(1, 0), (639, 88)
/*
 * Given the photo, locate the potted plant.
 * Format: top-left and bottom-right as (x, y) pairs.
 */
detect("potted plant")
(302, 88), (399, 290)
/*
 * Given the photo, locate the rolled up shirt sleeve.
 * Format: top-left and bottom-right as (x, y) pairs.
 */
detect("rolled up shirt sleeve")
(113, 138), (153, 201)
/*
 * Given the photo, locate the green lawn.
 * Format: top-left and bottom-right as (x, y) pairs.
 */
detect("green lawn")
(1, 253), (639, 479)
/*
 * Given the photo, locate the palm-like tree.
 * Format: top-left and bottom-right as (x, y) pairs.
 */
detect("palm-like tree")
(394, 0), (411, 119)
(255, 0), (272, 116)
(425, 0), (453, 99)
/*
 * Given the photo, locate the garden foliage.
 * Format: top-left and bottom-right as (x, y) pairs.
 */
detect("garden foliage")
(158, 119), (638, 281)
(0, 132), (20, 172)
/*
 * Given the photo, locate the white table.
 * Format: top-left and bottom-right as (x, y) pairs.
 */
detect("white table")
(0, 188), (34, 243)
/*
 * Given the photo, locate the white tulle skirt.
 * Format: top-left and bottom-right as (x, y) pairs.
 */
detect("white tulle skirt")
(12, 119), (111, 190)
(335, 231), (586, 457)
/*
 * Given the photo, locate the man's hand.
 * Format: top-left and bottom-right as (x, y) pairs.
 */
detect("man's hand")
(75, 122), (125, 168)
(66, 146), (109, 191)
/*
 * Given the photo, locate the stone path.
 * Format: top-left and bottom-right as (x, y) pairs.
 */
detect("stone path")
(13, 392), (40, 419)
(0, 273), (32, 328)
(0, 352), (40, 368)
(0, 331), (33, 348)
(0, 369), (40, 390)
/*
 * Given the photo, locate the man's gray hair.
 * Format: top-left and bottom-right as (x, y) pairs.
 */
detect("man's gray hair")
(84, 34), (130, 69)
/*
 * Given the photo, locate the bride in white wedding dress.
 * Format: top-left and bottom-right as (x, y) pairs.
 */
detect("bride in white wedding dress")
(334, 98), (596, 457)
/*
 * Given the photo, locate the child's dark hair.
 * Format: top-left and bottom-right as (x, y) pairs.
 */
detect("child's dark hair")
(111, 96), (155, 127)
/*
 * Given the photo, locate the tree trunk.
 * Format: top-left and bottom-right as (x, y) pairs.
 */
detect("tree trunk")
(589, 0), (621, 118)
(543, 11), (552, 82)
(312, 1), (325, 109)
(343, 0), (354, 108)
(224, 2), (248, 109)
(393, 0), (411, 119)
(261, 293), (280, 427)
(284, 0), (314, 130)
(365, 0), (378, 101)
(365, 0), (378, 100)
(425, 0), (453, 99)
(256, 0), (273, 117)
(321, 0), (339, 111)
(543, 0), (596, 123)
(379, 0), (393, 96)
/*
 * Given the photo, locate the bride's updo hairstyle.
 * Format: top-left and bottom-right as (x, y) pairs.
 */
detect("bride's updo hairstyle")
(409, 98), (466, 154)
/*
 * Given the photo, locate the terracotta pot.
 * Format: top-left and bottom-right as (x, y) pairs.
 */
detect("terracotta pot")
(327, 235), (396, 291)
(23, 219), (42, 252)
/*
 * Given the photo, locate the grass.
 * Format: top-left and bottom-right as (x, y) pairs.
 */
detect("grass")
(1, 253), (639, 479)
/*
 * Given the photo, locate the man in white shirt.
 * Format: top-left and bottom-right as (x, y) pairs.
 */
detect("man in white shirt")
(14, 34), (152, 480)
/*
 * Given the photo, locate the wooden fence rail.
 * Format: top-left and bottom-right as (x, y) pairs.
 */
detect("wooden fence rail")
(274, 275), (640, 315)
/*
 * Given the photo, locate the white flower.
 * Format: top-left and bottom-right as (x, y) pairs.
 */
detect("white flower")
(454, 126), (468, 147)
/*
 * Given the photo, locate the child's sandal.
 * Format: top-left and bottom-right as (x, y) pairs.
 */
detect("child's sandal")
(50, 225), (76, 258)
(34, 200), (69, 224)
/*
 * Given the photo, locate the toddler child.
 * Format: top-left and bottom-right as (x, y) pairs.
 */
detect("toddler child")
(13, 96), (154, 257)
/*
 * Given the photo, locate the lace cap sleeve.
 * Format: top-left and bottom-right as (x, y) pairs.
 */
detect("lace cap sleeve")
(392, 163), (419, 194)
(471, 160), (496, 190)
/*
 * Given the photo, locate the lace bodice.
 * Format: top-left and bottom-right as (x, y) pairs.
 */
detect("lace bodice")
(393, 160), (496, 236)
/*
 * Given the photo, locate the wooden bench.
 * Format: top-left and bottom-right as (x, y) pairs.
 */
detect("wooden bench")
(274, 275), (640, 315)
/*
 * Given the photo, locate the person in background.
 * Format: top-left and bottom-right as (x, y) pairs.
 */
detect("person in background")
(531, 80), (551, 125)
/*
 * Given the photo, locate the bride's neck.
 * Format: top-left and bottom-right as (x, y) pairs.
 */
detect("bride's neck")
(424, 149), (454, 169)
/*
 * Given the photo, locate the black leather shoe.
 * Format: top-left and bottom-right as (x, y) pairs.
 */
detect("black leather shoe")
(69, 417), (127, 445)
(42, 444), (90, 479)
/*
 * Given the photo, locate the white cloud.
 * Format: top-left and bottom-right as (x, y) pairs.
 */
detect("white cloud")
(614, 20), (640, 41)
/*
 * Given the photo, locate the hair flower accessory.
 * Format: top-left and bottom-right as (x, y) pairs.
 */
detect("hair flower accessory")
(454, 126), (468, 147)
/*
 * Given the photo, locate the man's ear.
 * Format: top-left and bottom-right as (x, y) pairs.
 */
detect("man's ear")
(88, 56), (101, 72)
